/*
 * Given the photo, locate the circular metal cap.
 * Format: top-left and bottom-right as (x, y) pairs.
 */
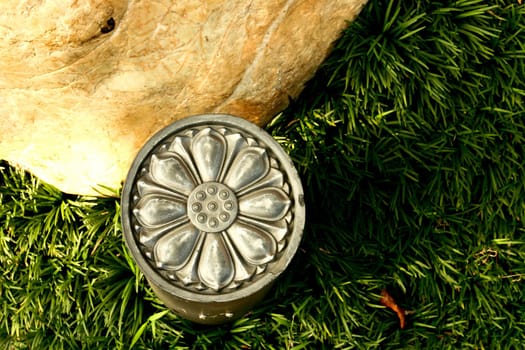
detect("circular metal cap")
(121, 114), (305, 324)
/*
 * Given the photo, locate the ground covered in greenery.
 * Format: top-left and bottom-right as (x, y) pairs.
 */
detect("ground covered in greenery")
(1, 0), (525, 348)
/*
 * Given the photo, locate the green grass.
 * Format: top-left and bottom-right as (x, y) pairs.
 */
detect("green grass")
(1, 0), (525, 348)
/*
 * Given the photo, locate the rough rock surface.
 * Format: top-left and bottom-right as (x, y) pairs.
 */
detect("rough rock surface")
(0, 0), (367, 196)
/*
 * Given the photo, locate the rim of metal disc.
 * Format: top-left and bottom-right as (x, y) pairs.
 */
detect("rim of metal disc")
(121, 113), (305, 303)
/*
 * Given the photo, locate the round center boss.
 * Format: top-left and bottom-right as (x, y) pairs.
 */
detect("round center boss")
(187, 182), (238, 233)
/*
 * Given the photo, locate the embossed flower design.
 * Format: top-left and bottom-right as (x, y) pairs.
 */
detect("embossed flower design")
(132, 127), (292, 291)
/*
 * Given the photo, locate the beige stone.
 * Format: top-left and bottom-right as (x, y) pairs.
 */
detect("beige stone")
(0, 0), (367, 196)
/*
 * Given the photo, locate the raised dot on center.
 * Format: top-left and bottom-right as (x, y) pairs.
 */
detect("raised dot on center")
(196, 191), (206, 200)
(219, 212), (230, 222)
(207, 202), (218, 211)
(197, 214), (207, 223)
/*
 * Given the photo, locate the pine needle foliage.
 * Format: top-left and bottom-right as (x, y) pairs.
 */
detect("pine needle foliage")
(1, 0), (525, 348)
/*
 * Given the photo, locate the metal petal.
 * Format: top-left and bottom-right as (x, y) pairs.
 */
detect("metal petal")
(236, 167), (284, 196)
(223, 233), (256, 282)
(219, 133), (248, 182)
(198, 233), (234, 291)
(136, 174), (186, 200)
(226, 221), (277, 265)
(153, 223), (200, 270)
(175, 233), (205, 285)
(224, 147), (269, 192)
(191, 128), (226, 182)
(134, 194), (187, 227)
(238, 187), (291, 221)
(168, 135), (202, 184)
(150, 153), (197, 195)
(238, 216), (288, 242)
(138, 221), (186, 251)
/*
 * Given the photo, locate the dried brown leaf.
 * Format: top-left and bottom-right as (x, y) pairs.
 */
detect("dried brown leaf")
(380, 289), (406, 329)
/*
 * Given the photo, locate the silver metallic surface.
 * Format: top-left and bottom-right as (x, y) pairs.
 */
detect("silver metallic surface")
(121, 114), (305, 324)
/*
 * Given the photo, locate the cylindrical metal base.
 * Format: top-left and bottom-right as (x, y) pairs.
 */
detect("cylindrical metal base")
(148, 278), (273, 325)
(121, 114), (305, 324)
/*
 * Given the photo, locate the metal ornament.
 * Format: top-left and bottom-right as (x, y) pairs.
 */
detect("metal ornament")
(121, 114), (305, 324)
